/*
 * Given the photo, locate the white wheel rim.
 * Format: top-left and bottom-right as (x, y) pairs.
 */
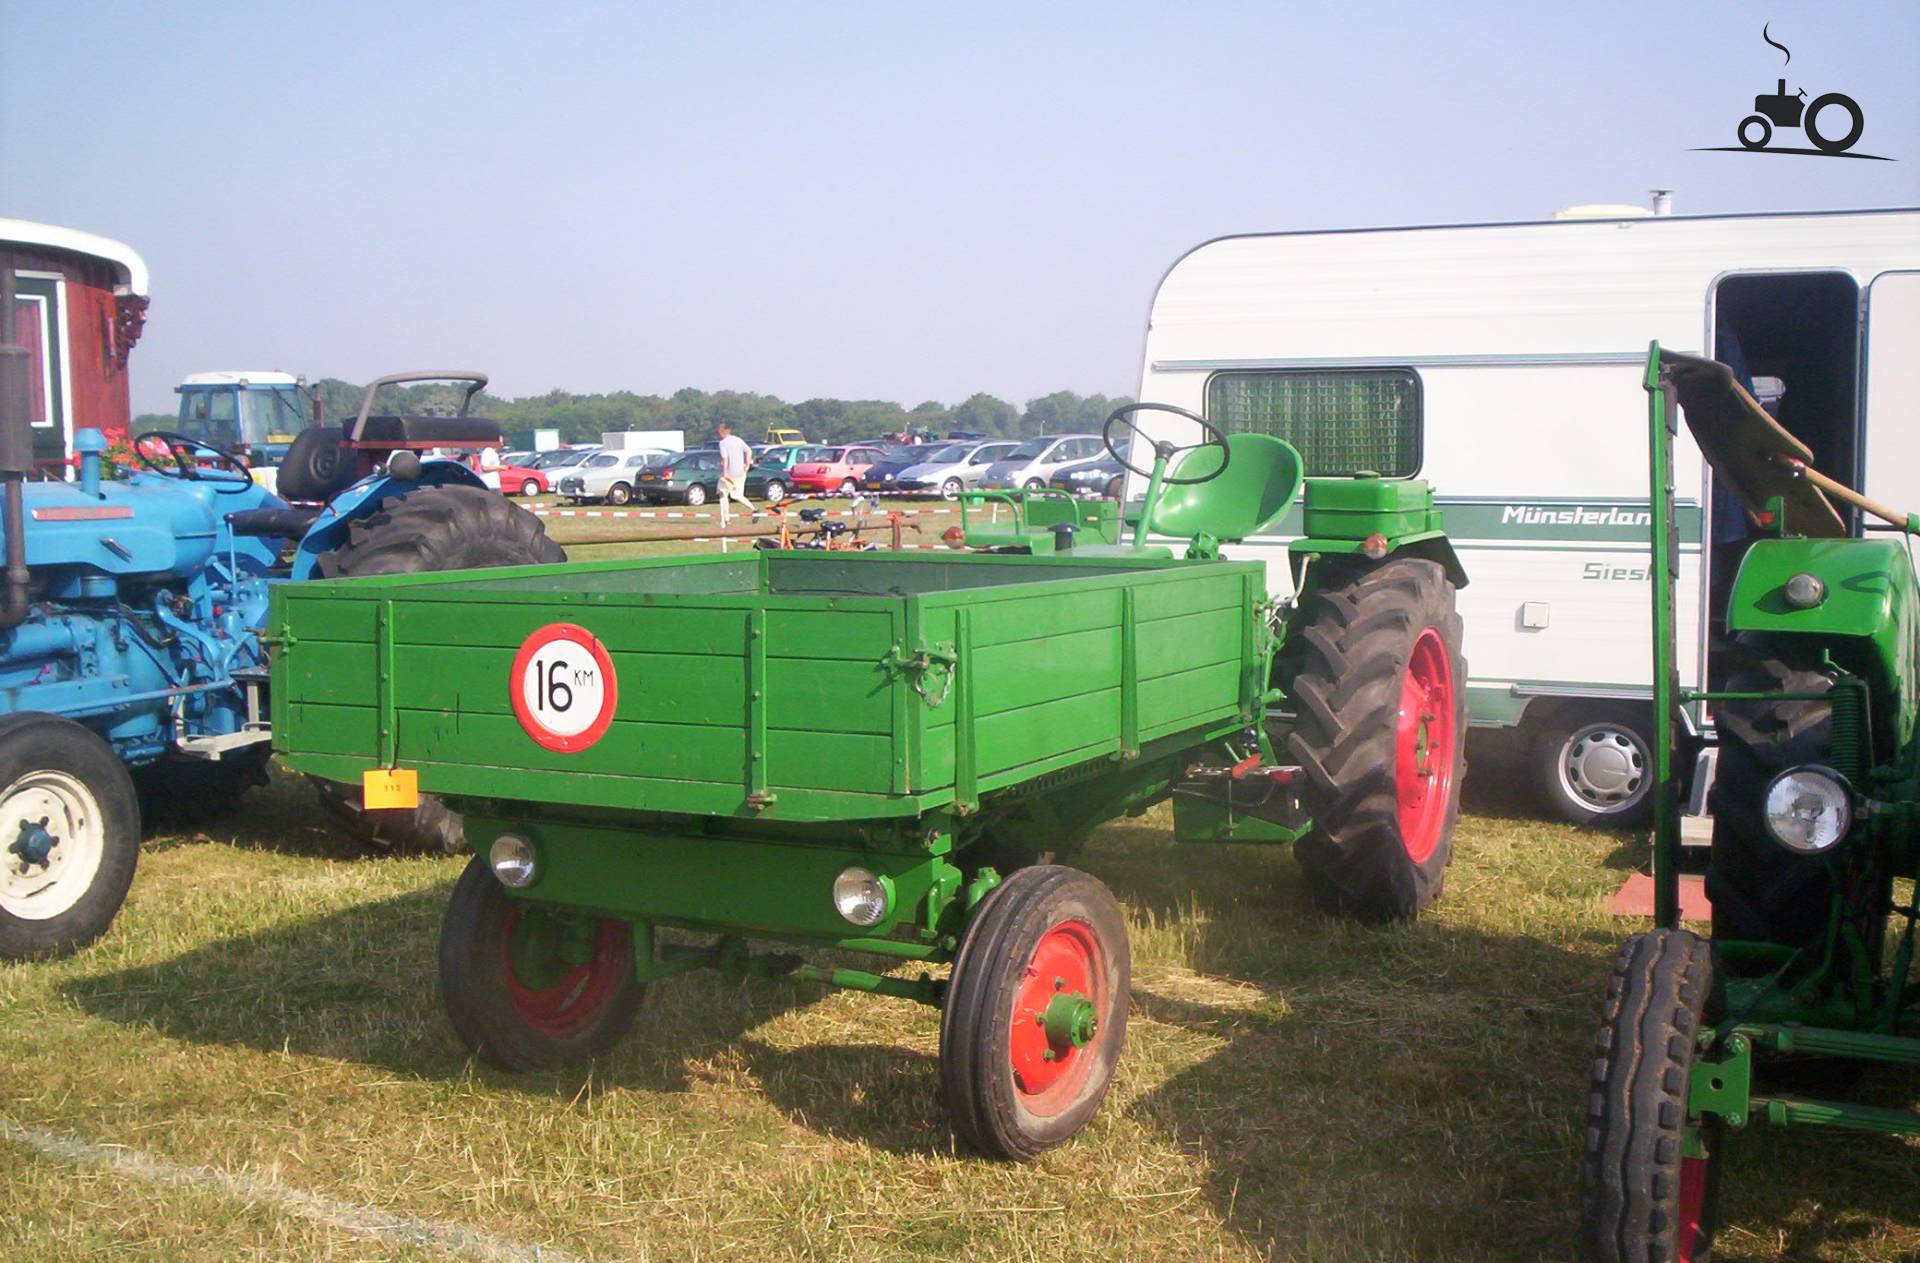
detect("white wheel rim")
(1558, 724), (1649, 813)
(1, 770), (107, 920)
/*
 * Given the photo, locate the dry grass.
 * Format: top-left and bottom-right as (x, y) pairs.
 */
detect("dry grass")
(0, 523), (1913, 1260)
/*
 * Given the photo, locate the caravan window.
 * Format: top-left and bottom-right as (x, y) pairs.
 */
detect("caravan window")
(1206, 368), (1421, 476)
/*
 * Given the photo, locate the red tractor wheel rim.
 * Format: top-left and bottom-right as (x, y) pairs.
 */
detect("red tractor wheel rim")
(500, 906), (629, 1037)
(1008, 920), (1105, 1115)
(1676, 1154), (1710, 1260)
(1395, 627), (1456, 864)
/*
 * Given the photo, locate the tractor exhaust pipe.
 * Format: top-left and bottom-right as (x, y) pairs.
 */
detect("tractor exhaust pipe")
(0, 267), (34, 631)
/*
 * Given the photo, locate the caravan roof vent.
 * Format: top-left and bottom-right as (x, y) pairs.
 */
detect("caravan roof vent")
(1553, 204), (1655, 220)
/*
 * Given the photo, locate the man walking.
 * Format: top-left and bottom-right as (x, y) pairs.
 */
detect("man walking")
(715, 422), (756, 528)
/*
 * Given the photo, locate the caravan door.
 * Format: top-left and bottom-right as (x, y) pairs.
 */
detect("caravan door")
(1862, 272), (1920, 517)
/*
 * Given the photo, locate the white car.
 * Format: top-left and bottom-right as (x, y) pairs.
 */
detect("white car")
(977, 434), (1105, 490)
(555, 448), (675, 505)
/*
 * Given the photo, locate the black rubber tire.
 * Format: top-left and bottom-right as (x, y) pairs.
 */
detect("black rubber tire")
(838, 480), (857, 497)
(1286, 558), (1467, 921)
(763, 480), (786, 503)
(685, 483), (708, 506)
(1706, 643), (1848, 959)
(314, 485), (565, 855)
(940, 478), (963, 501)
(0, 714), (142, 961)
(1579, 929), (1724, 1263)
(1021, 478), (1044, 491)
(132, 746), (273, 828)
(1737, 114), (1771, 150)
(438, 856), (644, 1071)
(1104, 475), (1124, 500)
(939, 865), (1128, 1160)
(607, 482), (632, 506)
(1532, 704), (1656, 829)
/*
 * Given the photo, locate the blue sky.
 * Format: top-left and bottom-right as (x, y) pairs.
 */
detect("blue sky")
(4, 0), (1916, 413)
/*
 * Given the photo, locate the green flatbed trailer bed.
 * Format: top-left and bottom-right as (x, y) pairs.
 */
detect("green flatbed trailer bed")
(271, 549), (1266, 824)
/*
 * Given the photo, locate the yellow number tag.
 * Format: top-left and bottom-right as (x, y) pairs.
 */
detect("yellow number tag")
(361, 768), (419, 809)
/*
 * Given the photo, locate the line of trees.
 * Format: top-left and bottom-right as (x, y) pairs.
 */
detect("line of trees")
(137, 382), (1132, 447)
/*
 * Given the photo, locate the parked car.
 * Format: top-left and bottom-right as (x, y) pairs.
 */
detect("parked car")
(635, 448), (725, 505)
(787, 444), (891, 496)
(498, 459), (552, 496)
(501, 450), (535, 466)
(745, 444), (833, 502)
(555, 448), (674, 504)
(766, 427), (808, 446)
(857, 444), (963, 493)
(529, 445), (600, 472)
(977, 434), (1105, 490)
(1048, 453), (1127, 500)
(892, 440), (1019, 499)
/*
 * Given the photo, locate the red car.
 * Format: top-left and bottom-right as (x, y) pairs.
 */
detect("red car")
(787, 444), (891, 495)
(497, 461), (549, 496)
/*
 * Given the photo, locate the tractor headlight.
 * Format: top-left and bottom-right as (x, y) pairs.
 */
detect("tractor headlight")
(1762, 766), (1853, 854)
(832, 867), (891, 927)
(489, 834), (539, 888)
(1783, 573), (1827, 609)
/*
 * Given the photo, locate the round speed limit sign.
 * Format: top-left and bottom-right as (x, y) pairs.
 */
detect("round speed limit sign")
(509, 624), (619, 752)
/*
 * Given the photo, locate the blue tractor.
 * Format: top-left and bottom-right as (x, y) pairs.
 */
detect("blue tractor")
(0, 294), (562, 958)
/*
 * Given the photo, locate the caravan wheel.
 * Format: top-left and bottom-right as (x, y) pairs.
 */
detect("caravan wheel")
(1533, 706), (1654, 829)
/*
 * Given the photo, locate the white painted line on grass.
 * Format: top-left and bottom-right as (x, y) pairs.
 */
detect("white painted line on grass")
(0, 1116), (585, 1263)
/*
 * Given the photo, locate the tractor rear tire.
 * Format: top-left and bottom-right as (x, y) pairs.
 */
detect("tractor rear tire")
(438, 856), (643, 1070)
(1706, 643), (1851, 961)
(1286, 558), (1466, 921)
(313, 485), (565, 856)
(1578, 928), (1723, 1263)
(940, 865), (1128, 1160)
(0, 714), (142, 961)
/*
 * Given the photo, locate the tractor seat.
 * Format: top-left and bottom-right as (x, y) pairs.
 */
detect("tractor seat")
(226, 506), (322, 539)
(355, 414), (503, 446)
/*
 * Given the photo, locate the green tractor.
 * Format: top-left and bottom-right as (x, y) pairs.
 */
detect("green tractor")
(267, 405), (1468, 1158)
(1579, 346), (1919, 1260)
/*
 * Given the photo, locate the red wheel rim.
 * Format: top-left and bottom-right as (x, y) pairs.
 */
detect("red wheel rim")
(500, 905), (630, 1037)
(1676, 1153), (1710, 1260)
(1396, 626), (1456, 863)
(1007, 920), (1106, 1116)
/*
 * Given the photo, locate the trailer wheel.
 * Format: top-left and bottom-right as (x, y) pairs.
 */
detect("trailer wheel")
(0, 714), (141, 961)
(315, 485), (565, 855)
(133, 745), (273, 827)
(1532, 705), (1654, 828)
(1579, 929), (1723, 1263)
(1707, 642), (1860, 961)
(438, 856), (643, 1071)
(1286, 558), (1466, 921)
(939, 865), (1128, 1160)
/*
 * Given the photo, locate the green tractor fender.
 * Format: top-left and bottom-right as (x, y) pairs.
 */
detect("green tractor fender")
(1725, 534), (1920, 750)
(1285, 473), (1467, 589)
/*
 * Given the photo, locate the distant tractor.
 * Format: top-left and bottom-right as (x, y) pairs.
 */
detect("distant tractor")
(1, 225), (564, 960)
(1578, 347), (1918, 1261)
(173, 371), (317, 496)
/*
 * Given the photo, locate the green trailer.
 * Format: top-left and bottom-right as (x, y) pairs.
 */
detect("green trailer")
(1578, 348), (1919, 1261)
(270, 408), (1470, 1158)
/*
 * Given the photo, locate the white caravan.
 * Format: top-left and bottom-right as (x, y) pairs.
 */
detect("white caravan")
(1128, 207), (1920, 826)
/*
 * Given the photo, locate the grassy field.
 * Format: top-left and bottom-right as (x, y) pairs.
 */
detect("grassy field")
(1, 520), (1913, 1262)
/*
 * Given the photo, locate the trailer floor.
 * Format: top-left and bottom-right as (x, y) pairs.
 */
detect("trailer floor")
(0, 770), (1913, 1263)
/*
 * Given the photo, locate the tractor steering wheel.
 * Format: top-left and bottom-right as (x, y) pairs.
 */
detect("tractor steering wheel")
(134, 431), (256, 494)
(1102, 403), (1230, 486)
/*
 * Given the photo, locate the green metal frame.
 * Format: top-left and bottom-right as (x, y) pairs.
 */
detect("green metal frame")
(1643, 342), (1920, 1144)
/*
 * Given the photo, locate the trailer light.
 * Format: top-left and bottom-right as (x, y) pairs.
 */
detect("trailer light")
(1762, 766), (1852, 854)
(1359, 533), (1390, 560)
(832, 867), (891, 927)
(488, 834), (539, 888)
(1783, 572), (1827, 609)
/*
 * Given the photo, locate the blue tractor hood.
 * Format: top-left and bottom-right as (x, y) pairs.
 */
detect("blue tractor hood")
(4, 470), (281, 590)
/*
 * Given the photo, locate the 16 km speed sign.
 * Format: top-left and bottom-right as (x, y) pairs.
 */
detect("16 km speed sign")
(510, 624), (619, 752)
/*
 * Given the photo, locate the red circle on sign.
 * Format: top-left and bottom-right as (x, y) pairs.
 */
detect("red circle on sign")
(509, 623), (619, 753)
